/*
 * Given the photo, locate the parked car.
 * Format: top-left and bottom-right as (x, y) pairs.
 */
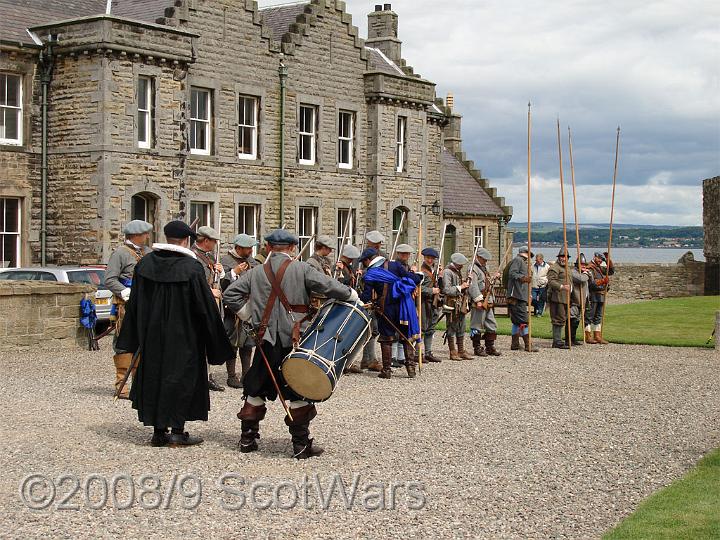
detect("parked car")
(0, 266), (112, 321)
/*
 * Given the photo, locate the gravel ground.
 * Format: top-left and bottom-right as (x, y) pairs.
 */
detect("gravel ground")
(0, 336), (718, 539)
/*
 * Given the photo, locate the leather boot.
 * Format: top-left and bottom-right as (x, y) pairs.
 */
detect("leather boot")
(522, 334), (539, 352)
(285, 404), (324, 459)
(511, 334), (521, 350)
(344, 360), (363, 374)
(569, 321), (583, 346)
(484, 333), (501, 356)
(552, 325), (570, 349)
(113, 353), (134, 399)
(424, 351), (441, 363)
(378, 342), (393, 378)
(471, 334), (487, 357)
(237, 401), (267, 453)
(448, 338), (461, 361)
(457, 337), (474, 360)
(226, 357), (242, 388)
(594, 330), (609, 345)
(403, 343), (417, 378)
(208, 374), (225, 391)
(584, 330), (597, 344)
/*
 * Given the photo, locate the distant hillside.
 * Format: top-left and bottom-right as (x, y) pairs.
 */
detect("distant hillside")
(508, 222), (700, 232)
(511, 226), (703, 248)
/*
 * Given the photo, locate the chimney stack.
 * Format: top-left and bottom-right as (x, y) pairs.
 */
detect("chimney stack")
(446, 92), (454, 111)
(443, 92), (463, 154)
(367, 4), (402, 65)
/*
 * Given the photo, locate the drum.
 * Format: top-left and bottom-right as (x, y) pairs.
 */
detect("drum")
(281, 299), (371, 402)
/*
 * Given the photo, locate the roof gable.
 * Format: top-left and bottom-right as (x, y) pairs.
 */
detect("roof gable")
(442, 148), (508, 217)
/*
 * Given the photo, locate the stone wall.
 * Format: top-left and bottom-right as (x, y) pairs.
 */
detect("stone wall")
(609, 255), (705, 302)
(703, 176), (719, 295)
(0, 281), (94, 351)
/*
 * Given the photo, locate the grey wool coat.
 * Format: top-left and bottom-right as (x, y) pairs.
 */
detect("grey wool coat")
(223, 252), (354, 348)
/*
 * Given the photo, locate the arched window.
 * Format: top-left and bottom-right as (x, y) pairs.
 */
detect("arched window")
(391, 206), (409, 249)
(443, 224), (457, 266)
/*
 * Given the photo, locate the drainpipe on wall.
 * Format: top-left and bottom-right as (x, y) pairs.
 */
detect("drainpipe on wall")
(278, 55), (288, 227)
(39, 36), (55, 266)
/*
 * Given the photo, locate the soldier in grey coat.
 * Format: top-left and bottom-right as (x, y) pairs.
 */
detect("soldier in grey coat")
(307, 234), (335, 309)
(507, 246), (539, 352)
(442, 253), (474, 361)
(223, 229), (358, 459)
(105, 219), (152, 399)
(220, 233), (260, 388)
(546, 248), (572, 349)
(468, 248), (502, 357)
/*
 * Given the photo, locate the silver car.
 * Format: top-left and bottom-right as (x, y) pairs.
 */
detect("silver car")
(0, 266), (113, 321)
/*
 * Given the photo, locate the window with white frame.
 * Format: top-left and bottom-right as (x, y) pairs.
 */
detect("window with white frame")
(336, 208), (356, 252)
(137, 76), (153, 148)
(238, 95), (258, 159)
(391, 207), (408, 249)
(190, 87), (211, 155)
(297, 206), (318, 261)
(0, 74), (22, 145)
(190, 201), (214, 228)
(337, 110), (354, 169)
(237, 204), (261, 255)
(395, 116), (407, 172)
(473, 226), (485, 249)
(0, 198), (21, 268)
(298, 105), (316, 165)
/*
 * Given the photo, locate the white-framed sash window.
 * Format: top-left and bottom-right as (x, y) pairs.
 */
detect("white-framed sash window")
(238, 95), (258, 159)
(298, 206), (318, 260)
(0, 197), (21, 267)
(137, 76), (153, 148)
(0, 74), (22, 145)
(298, 105), (317, 165)
(337, 110), (354, 169)
(190, 87), (211, 155)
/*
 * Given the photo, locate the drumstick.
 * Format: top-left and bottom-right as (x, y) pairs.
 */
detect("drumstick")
(254, 337), (293, 422)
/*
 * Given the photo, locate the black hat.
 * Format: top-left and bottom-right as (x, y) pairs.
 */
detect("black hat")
(421, 247), (439, 258)
(164, 220), (197, 240)
(359, 247), (378, 261)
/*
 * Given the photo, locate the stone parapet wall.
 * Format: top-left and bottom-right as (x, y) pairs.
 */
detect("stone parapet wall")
(0, 281), (95, 351)
(610, 258), (705, 302)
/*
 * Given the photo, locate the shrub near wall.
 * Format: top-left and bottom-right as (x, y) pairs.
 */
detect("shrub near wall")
(0, 281), (95, 351)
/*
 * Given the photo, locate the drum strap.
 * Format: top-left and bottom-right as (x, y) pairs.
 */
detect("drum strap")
(260, 259), (309, 345)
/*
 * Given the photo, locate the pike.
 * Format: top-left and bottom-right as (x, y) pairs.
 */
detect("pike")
(556, 119), (572, 348)
(567, 126), (586, 343)
(293, 233), (316, 261)
(600, 127), (621, 334)
(416, 212), (423, 373)
(526, 102), (534, 348)
(433, 222), (448, 308)
(333, 210), (353, 279)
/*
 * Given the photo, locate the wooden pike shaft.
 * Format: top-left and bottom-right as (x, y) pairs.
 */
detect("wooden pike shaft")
(567, 126), (586, 343)
(390, 210), (407, 259)
(556, 119), (572, 349)
(600, 127), (621, 331)
(416, 213), (423, 373)
(527, 102), (533, 346)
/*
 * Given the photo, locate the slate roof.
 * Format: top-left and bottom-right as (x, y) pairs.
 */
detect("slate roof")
(365, 46), (404, 76)
(259, 2), (308, 41)
(0, 0), (172, 45)
(441, 148), (504, 216)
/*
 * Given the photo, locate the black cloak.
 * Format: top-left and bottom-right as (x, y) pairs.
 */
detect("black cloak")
(117, 249), (235, 428)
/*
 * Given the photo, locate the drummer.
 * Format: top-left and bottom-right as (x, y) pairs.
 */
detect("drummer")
(223, 229), (358, 460)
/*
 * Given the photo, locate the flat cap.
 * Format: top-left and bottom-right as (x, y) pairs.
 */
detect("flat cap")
(359, 247), (378, 262)
(233, 233), (258, 248)
(395, 243), (413, 254)
(421, 247), (439, 258)
(366, 230), (385, 244)
(264, 229), (299, 245)
(476, 247), (493, 261)
(518, 246), (535, 257)
(123, 220), (152, 235)
(197, 226), (221, 241)
(594, 251), (606, 261)
(450, 252), (468, 265)
(164, 220), (197, 240)
(316, 235), (335, 250)
(342, 244), (361, 259)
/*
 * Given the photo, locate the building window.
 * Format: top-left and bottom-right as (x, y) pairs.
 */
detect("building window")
(336, 208), (356, 252)
(190, 201), (214, 228)
(337, 110), (354, 169)
(137, 76), (153, 148)
(297, 206), (318, 261)
(473, 226), (485, 249)
(395, 116), (407, 172)
(391, 207), (408, 249)
(190, 87), (212, 155)
(0, 198), (21, 268)
(237, 204), (260, 255)
(238, 95), (258, 159)
(298, 105), (317, 165)
(0, 74), (22, 145)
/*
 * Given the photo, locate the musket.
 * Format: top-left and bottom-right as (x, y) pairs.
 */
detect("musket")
(432, 222), (448, 308)
(114, 348), (141, 402)
(294, 233), (316, 261)
(248, 327), (293, 421)
(389, 210), (407, 260)
(333, 210), (353, 279)
(480, 241), (512, 310)
(189, 217), (200, 231)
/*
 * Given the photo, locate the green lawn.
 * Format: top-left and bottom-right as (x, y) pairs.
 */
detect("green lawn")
(438, 296), (719, 348)
(604, 448), (720, 539)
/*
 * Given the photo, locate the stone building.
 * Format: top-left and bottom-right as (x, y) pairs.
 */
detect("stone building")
(703, 176), (719, 295)
(0, 0), (511, 269)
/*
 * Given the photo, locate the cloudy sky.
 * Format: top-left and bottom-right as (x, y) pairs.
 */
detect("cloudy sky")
(261, 1), (719, 225)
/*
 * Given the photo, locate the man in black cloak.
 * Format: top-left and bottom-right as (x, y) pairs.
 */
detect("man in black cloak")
(117, 220), (235, 447)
